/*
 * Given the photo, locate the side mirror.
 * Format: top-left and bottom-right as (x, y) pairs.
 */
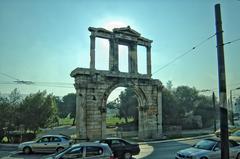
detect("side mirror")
(214, 147), (220, 151)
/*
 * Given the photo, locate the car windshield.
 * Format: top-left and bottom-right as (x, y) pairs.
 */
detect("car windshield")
(193, 139), (216, 150)
(232, 131), (240, 136)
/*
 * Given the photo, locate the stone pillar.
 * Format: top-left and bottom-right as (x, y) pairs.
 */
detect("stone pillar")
(157, 87), (163, 137)
(109, 39), (114, 71)
(147, 45), (152, 76)
(75, 89), (87, 139)
(90, 34), (95, 70)
(128, 43), (138, 74)
(113, 39), (119, 71)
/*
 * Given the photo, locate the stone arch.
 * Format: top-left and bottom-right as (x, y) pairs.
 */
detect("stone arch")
(99, 82), (148, 138)
(71, 26), (163, 140)
(102, 82), (148, 109)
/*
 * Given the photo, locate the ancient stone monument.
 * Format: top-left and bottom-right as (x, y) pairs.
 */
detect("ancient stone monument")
(71, 26), (163, 140)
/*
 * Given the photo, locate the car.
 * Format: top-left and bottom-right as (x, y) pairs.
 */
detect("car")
(230, 130), (240, 143)
(18, 135), (72, 154)
(97, 137), (140, 159)
(215, 125), (240, 137)
(175, 138), (240, 159)
(42, 142), (114, 159)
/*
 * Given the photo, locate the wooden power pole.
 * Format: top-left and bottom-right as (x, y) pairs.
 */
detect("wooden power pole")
(215, 3), (229, 159)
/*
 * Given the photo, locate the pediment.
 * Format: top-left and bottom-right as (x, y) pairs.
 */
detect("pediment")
(113, 26), (141, 37)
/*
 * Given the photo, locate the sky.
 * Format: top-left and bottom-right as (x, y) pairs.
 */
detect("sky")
(0, 0), (240, 100)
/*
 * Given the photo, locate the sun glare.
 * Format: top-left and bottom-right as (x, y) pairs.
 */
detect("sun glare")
(103, 20), (127, 31)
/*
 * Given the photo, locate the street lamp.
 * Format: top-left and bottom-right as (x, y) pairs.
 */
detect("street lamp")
(230, 87), (240, 126)
(199, 89), (217, 132)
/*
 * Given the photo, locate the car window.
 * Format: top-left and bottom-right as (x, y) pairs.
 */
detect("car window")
(38, 137), (50, 143)
(229, 140), (239, 147)
(86, 146), (103, 157)
(52, 137), (61, 142)
(62, 147), (83, 159)
(232, 131), (240, 136)
(62, 136), (70, 141)
(193, 139), (217, 150)
(111, 140), (125, 146)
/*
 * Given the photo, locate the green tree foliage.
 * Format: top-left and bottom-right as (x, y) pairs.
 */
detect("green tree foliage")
(194, 95), (214, 127)
(56, 93), (76, 125)
(0, 89), (21, 129)
(162, 88), (184, 126)
(162, 84), (217, 128)
(118, 88), (138, 124)
(174, 86), (199, 113)
(18, 91), (58, 133)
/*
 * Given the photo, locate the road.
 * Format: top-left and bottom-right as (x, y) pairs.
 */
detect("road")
(0, 138), (202, 159)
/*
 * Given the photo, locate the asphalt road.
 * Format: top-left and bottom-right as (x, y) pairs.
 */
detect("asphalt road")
(0, 138), (202, 159)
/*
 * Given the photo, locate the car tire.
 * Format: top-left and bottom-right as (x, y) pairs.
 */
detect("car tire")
(236, 153), (240, 159)
(23, 147), (32, 154)
(200, 157), (208, 159)
(123, 152), (132, 159)
(56, 147), (64, 152)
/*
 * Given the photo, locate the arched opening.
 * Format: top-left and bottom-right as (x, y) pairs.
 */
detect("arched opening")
(105, 86), (140, 138)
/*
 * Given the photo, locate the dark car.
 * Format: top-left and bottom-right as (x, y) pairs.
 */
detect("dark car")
(97, 138), (140, 159)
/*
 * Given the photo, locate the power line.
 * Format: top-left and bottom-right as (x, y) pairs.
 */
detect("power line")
(152, 33), (216, 75)
(0, 72), (20, 81)
(224, 38), (240, 46)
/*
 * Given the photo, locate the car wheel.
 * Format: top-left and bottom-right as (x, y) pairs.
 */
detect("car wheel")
(236, 153), (240, 159)
(23, 147), (32, 154)
(200, 157), (208, 159)
(56, 147), (64, 152)
(123, 152), (132, 159)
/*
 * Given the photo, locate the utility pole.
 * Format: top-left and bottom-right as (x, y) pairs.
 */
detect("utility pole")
(215, 4), (229, 159)
(212, 92), (217, 132)
(230, 90), (234, 125)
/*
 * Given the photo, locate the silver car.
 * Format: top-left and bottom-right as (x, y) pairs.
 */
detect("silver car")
(18, 135), (72, 154)
(176, 138), (240, 159)
(42, 142), (114, 159)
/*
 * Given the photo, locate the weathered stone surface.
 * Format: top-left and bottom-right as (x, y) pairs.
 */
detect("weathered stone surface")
(71, 26), (163, 140)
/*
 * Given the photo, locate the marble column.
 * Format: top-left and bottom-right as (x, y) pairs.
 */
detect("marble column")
(147, 45), (152, 76)
(128, 43), (138, 74)
(157, 87), (163, 137)
(113, 39), (119, 71)
(75, 89), (87, 139)
(109, 39), (114, 71)
(90, 34), (95, 70)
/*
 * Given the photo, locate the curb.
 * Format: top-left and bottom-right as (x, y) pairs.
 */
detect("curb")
(138, 134), (215, 144)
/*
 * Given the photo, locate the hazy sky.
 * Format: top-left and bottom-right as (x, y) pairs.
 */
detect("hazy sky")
(0, 0), (239, 99)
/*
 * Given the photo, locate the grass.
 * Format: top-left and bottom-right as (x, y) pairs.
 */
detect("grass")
(59, 117), (74, 126)
(58, 116), (134, 126)
(106, 117), (133, 126)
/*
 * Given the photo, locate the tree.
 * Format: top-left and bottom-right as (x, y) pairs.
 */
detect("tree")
(0, 89), (21, 130)
(194, 95), (214, 127)
(19, 91), (58, 133)
(173, 86), (199, 114)
(162, 88), (184, 126)
(118, 88), (138, 124)
(56, 93), (76, 125)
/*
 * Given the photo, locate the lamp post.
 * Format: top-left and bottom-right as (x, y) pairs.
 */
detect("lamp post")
(230, 87), (240, 126)
(199, 89), (217, 132)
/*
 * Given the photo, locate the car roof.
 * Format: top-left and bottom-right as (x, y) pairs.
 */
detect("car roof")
(72, 142), (109, 147)
(103, 137), (123, 140)
(41, 134), (68, 138)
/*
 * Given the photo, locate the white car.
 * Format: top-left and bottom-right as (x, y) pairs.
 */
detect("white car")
(18, 135), (72, 154)
(42, 142), (114, 159)
(176, 138), (240, 159)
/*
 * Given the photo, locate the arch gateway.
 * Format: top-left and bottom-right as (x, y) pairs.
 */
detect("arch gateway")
(71, 26), (163, 140)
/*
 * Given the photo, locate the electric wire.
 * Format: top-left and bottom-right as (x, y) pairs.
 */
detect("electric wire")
(152, 33), (216, 75)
